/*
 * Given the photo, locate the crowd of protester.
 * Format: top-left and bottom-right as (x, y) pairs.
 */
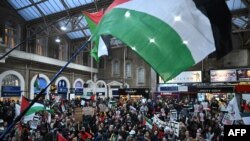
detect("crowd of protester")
(0, 95), (237, 141)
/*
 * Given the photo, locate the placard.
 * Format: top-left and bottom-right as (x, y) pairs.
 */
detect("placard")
(98, 104), (108, 112)
(82, 107), (95, 116)
(170, 110), (177, 121)
(74, 107), (83, 122)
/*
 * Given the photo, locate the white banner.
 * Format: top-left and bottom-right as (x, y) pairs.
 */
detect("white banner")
(159, 71), (202, 83)
(153, 115), (180, 137)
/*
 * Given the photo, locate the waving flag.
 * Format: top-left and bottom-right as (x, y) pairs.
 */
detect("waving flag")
(57, 133), (67, 141)
(20, 96), (29, 112)
(15, 102), (45, 123)
(193, 0), (232, 59)
(143, 116), (153, 129)
(34, 74), (40, 90)
(83, 10), (109, 61)
(93, 0), (216, 81)
(84, 0), (129, 61)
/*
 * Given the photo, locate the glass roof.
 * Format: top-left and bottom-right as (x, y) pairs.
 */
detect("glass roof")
(7, 0), (249, 39)
(7, 0), (94, 39)
(67, 29), (91, 40)
(8, 0), (94, 20)
(226, 0), (246, 11)
(226, 0), (248, 29)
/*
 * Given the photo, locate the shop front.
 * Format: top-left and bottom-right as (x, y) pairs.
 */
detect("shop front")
(157, 70), (202, 101)
(118, 88), (150, 101)
(197, 86), (235, 102)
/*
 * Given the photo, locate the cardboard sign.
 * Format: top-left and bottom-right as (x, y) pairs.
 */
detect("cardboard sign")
(74, 108), (83, 122)
(98, 104), (108, 112)
(82, 107), (95, 116)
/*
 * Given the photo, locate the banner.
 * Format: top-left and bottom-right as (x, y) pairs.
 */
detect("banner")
(222, 113), (233, 125)
(226, 97), (241, 121)
(153, 115), (180, 137)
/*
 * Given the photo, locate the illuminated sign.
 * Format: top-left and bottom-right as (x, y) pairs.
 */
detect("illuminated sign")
(159, 71), (202, 83)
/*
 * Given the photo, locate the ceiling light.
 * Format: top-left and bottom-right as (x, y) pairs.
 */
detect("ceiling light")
(55, 37), (61, 43)
(60, 26), (67, 31)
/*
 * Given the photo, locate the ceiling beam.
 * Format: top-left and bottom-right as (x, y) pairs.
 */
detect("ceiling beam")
(26, 0), (112, 26)
(231, 8), (249, 17)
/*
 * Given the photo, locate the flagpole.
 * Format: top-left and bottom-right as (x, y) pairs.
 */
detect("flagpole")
(0, 39), (91, 140)
(0, 17), (67, 60)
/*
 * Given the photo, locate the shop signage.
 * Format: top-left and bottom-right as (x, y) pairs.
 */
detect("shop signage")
(159, 86), (178, 92)
(58, 87), (68, 94)
(58, 80), (67, 94)
(159, 71), (202, 83)
(197, 86), (234, 93)
(75, 88), (83, 95)
(96, 92), (105, 96)
(237, 69), (250, 81)
(112, 90), (119, 97)
(210, 69), (237, 82)
(1, 86), (21, 97)
(119, 88), (150, 95)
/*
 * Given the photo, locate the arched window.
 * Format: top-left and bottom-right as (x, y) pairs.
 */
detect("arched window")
(4, 20), (20, 48)
(112, 59), (120, 76)
(137, 67), (145, 84)
(2, 74), (20, 86)
(126, 62), (132, 78)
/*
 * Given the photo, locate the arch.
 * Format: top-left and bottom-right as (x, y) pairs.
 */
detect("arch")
(73, 78), (84, 88)
(96, 80), (107, 88)
(55, 76), (70, 99)
(84, 79), (96, 96)
(30, 74), (50, 100)
(0, 70), (25, 97)
(95, 80), (107, 97)
(107, 81), (123, 98)
(85, 79), (95, 88)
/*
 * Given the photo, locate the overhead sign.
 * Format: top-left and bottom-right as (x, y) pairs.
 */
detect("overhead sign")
(1, 86), (21, 97)
(237, 69), (250, 81)
(58, 80), (67, 94)
(197, 86), (234, 93)
(75, 88), (83, 95)
(159, 71), (202, 83)
(210, 69), (237, 82)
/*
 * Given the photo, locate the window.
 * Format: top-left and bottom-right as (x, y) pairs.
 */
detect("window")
(126, 62), (132, 78)
(59, 43), (68, 61)
(36, 38), (47, 56)
(4, 21), (20, 48)
(112, 59), (120, 76)
(137, 67), (145, 84)
(2, 74), (20, 86)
